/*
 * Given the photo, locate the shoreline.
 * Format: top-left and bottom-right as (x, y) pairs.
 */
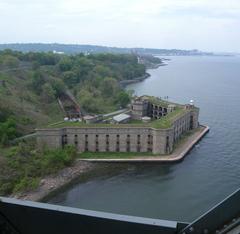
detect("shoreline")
(12, 161), (96, 202)
(119, 73), (150, 87)
(119, 62), (164, 87)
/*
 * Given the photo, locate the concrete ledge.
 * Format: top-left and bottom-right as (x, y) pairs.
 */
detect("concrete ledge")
(79, 125), (210, 163)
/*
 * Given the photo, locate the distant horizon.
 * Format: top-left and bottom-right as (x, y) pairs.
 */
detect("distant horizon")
(0, 42), (238, 54)
(1, 0), (240, 54)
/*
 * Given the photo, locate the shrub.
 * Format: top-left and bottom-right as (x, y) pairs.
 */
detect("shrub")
(0, 117), (17, 146)
(41, 145), (77, 173)
(0, 182), (15, 195)
(13, 177), (39, 193)
(0, 142), (77, 195)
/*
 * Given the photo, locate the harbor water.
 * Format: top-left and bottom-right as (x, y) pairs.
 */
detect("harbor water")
(48, 56), (240, 222)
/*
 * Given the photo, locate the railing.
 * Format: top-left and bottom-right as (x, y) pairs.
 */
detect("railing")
(0, 197), (180, 234)
(179, 188), (240, 234)
(0, 187), (240, 234)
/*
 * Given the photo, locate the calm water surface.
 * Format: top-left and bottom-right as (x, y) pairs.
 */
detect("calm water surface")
(49, 56), (240, 222)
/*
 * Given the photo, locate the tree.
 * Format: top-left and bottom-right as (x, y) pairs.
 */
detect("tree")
(117, 91), (130, 108)
(0, 118), (17, 146)
(77, 90), (102, 113)
(31, 71), (45, 94)
(3, 55), (19, 68)
(100, 77), (119, 97)
(58, 57), (72, 72)
(50, 79), (66, 97)
(41, 83), (56, 102)
(93, 65), (112, 78)
(32, 61), (40, 70)
(62, 71), (78, 88)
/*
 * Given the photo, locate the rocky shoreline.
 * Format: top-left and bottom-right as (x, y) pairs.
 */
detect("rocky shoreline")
(12, 161), (96, 202)
(119, 62), (164, 87)
(119, 73), (150, 87)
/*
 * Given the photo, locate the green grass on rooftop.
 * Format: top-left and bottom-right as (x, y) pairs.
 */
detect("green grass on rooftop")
(48, 107), (189, 129)
(47, 121), (149, 129)
(150, 107), (187, 129)
(147, 96), (170, 107)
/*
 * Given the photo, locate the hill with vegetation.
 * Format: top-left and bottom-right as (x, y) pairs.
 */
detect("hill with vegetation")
(0, 50), (161, 143)
(0, 50), (162, 196)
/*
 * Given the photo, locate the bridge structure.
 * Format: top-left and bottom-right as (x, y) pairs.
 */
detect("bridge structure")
(0, 188), (239, 234)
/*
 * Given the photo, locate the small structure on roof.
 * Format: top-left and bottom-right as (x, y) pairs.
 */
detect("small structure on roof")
(113, 113), (131, 124)
(167, 104), (176, 113)
(83, 115), (103, 124)
(142, 116), (151, 123)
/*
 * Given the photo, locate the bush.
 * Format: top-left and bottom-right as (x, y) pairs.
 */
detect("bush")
(13, 177), (39, 193)
(0, 142), (77, 195)
(0, 117), (17, 146)
(41, 145), (77, 173)
(0, 182), (15, 195)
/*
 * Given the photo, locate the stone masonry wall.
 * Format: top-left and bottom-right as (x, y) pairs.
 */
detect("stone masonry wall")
(36, 108), (199, 155)
(37, 127), (172, 154)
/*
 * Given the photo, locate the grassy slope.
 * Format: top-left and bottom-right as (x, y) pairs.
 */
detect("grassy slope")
(0, 68), (63, 134)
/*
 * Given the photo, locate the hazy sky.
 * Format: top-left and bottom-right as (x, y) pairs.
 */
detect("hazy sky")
(1, 0), (240, 52)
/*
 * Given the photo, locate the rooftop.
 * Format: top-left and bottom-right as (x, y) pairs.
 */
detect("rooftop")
(113, 113), (131, 122)
(134, 95), (181, 108)
(47, 106), (191, 129)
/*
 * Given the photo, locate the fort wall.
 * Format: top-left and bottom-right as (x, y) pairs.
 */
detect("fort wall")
(37, 112), (198, 155)
(36, 98), (199, 155)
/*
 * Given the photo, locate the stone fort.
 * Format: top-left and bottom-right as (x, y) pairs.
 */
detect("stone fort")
(36, 96), (199, 155)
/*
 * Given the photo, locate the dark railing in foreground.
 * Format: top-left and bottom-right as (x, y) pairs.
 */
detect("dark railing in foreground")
(179, 187), (240, 234)
(0, 188), (239, 234)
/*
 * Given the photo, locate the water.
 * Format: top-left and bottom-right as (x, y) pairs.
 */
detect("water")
(48, 56), (240, 222)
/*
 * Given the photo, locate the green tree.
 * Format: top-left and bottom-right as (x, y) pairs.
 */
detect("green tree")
(0, 118), (17, 145)
(62, 71), (78, 87)
(100, 77), (119, 97)
(117, 91), (131, 108)
(32, 61), (40, 70)
(50, 79), (66, 97)
(31, 71), (45, 93)
(58, 57), (72, 71)
(77, 90), (101, 113)
(3, 55), (19, 68)
(93, 65), (112, 78)
(41, 83), (56, 102)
